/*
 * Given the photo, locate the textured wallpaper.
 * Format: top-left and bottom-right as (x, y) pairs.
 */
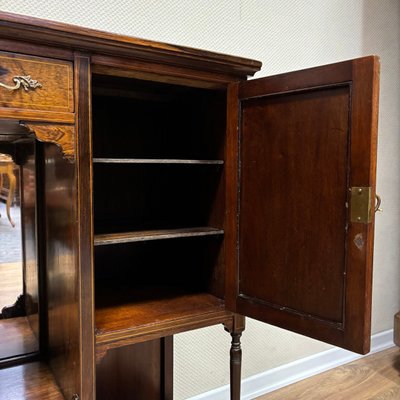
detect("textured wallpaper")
(2, 1), (399, 399)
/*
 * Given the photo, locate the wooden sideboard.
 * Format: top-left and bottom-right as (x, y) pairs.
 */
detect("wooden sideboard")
(0, 11), (380, 400)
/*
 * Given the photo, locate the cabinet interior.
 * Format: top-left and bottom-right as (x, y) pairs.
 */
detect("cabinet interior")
(91, 74), (228, 341)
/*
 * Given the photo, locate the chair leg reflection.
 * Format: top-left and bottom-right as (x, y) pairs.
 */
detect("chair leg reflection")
(0, 160), (16, 227)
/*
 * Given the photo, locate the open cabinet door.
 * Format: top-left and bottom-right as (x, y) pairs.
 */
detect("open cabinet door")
(225, 56), (380, 354)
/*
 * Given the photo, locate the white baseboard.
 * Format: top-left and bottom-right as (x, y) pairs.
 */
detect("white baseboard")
(188, 329), (394, 400)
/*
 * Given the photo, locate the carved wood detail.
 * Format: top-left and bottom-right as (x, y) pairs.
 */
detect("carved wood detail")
(22, 122), (75, 161)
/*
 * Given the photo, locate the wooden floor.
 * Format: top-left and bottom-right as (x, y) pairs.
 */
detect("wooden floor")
(0, 261), (38, 360)
(0, 317), (38, 360)
(0, 362), (63, 400)
(257, 347), (400, 400)
(0, 261), (22, 307)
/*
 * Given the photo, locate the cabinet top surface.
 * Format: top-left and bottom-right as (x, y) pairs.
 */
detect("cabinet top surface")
(0, 11), (262, 78)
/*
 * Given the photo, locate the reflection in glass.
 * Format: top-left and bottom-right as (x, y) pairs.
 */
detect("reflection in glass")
(0, 128), (39, 363)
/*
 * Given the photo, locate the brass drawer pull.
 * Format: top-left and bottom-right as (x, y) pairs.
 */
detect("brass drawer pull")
(0, 75), (42, 91)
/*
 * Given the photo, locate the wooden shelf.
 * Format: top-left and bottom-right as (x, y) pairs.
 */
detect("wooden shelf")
(95, 286), (230, 349)
(0, 362), (63, 400)
(94, 227), (224, 246)
(93, 158), (224, 165)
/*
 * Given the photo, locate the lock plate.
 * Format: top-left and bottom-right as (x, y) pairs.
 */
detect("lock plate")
(350, 187), (372, 223)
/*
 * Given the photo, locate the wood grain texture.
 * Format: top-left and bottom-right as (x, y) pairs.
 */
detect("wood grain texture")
(0, 38), (74, 61)
(0, 262), (22, 310)
(94, 227), (224, 246)
(0, 51), (73, 113)
(0, 362), (63, 400)
(23, 123), (75, 161)
(0, 12), (261, 80)
(43, 143), (80, 400)
(0, 108), (74, 123)
(93, 158), (224, 164)
(74, 52), (95, 400)
(92, 58), (237, 90)
(0, 317), (38, 360)
(239, 85), (350, 322)
(226, 56), (380, 354)
(95, 287), (229, 349)
(19, 140), (40, 342)
(395, 312), (400, 347)
(96, 337), (173, 400)
(257, 347), (400, 400)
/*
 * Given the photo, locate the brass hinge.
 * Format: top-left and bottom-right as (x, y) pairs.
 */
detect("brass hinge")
(350, 187), (372, 223)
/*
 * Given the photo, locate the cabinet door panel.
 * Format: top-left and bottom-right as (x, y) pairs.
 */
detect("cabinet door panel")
(226, 57), (379, 354)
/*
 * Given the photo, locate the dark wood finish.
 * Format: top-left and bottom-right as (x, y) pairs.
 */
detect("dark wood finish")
(0, 361), (63, 400)
(94, 227), (224, 246)
(19, 140), (39, 343)
(0, 51), (73, 113)
(96, 337), (173, 400)
(91, 78), (226, 161)
(43, 142), (80, 400)
(95, 287), (227, 347)
(224, 315), (245, 400)
(395, 312), (400, 347)
(226, 56), (380, 354)
(35, 141), (48, 358)
(0, 11), (380, 400)
(0, 38), (74, 62)
(93, 158), (224, 164)
(93, 163), (224, 233)
(0, 12), (261, 79)
(74, 53), (95, 400)
(162, 336), (174, 400)
(240, 86), (350, 320)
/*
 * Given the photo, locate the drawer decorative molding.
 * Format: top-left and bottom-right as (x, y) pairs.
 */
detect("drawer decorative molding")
(0, 51), (74, 113)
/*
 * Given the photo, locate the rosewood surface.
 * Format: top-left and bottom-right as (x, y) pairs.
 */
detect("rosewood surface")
(0, 10), (380, 400)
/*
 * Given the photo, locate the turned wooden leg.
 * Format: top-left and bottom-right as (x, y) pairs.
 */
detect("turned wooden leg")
(224, 314), (245, 400)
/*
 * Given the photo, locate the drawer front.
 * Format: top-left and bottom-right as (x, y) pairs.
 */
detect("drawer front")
(0, 51), (74, 113)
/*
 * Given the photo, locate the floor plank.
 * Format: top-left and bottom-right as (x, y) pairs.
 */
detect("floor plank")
(257, 347), (400, 400)
(0, 317), (38, 360)
(0, 362), (63, 400)
(0, 261), (22, 308)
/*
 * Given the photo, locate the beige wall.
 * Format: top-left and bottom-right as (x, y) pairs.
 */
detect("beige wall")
(3, 1), (399, 398)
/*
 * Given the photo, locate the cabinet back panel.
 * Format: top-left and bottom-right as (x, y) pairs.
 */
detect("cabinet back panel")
(94, 236), (223, 297)
(96, 338), (172, 400)
(92, 75), (226, 160)
(93, 164), (223, 233)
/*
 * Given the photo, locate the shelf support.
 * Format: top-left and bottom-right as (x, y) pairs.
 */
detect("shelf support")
(224, 314), (245, 400)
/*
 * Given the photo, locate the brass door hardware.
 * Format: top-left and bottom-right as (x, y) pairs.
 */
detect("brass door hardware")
(375, 194), (382, 212)
(350, 187), (382, 223)
(350, 187), (372, 223)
